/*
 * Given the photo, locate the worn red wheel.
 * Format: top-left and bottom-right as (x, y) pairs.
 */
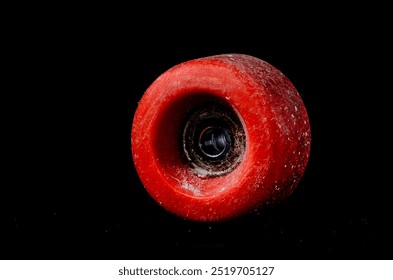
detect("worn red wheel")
(131, 54), (311, 222)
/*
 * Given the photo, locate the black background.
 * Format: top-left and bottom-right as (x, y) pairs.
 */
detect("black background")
(2, 5), (392, 260)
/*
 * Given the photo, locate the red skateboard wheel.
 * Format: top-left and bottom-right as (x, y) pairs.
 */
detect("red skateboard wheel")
(131, 54), (311, 222)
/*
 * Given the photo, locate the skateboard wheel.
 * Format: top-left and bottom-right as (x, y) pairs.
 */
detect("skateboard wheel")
(131, 54), (311, 222)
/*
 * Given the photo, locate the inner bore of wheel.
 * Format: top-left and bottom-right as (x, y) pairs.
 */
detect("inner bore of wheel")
(199, 126), (231, 160)
(182, 102), (246, 178)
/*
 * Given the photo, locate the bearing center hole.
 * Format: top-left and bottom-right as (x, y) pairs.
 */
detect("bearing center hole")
(198, 127), (231, 160)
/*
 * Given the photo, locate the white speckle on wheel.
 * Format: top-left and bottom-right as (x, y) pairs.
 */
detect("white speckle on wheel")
(181, 181), (201, 196)
(192, 166), (210, 178)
